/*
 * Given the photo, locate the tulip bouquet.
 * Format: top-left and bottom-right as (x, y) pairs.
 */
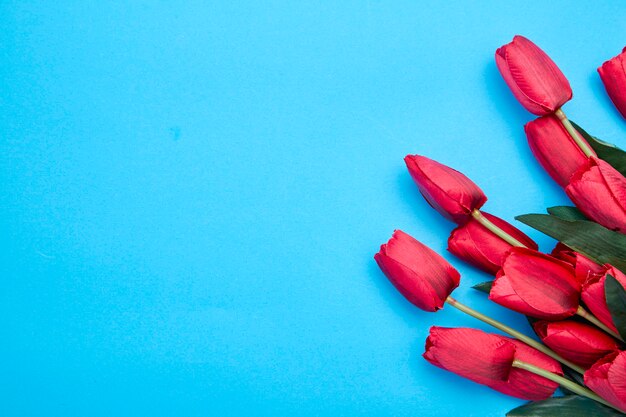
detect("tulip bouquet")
(375, 36), (626, 416)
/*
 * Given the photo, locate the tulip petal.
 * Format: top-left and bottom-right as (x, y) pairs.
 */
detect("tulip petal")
(490, 248), (580, 320)
(496, 35), (572, 115)
(566, 157), (626, 233)
(525, 115), (594, 187)
(448, 211), (537, 274)
(424, 327), (516, 386)
(582, 277), (619, 334)
(608, 352), (626, 397)
(585, 351), (626, 410)
(599, 159), (626, 209)
(405, 155), (487, 224)
(375, 253), (445, 311)
(533, 320), (619, 367)
(582, 266), (626, 334)
(551, 244), (604, 286)
(599, 48), (626, 119)
(375, 230), (460, 312)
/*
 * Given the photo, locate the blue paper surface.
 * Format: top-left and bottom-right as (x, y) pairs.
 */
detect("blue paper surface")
(2, 1), (626, 415)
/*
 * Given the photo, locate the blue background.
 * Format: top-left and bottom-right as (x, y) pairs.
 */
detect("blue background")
(2, 1), (626, 416)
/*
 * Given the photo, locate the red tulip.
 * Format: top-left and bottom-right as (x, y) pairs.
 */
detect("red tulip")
(489, 247), (581, 320)
(496, 35), (572, 116)
(524, 115), (596, 187)
(565, 157), (626, 233)
(374, 230), (460, 311)
(584, 350), (626, 411)
(598, 47), (626, 119)
(405, 155), (487, 224)
(424, 327), (561, 400)
(551, 243), (605, 285)
(581, 265), (626, 334)
(447, 211), (537, 274)
(533, 320), (620, 368)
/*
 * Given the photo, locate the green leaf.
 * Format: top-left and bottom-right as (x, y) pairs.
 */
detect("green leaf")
(572, 120), (626, 176)
(472, 281), (493, 294)
(507, 396), (625, 416)
(516, 214), (626, 273)
(605, 274), (626, 340)
(547, 206), (588, 221)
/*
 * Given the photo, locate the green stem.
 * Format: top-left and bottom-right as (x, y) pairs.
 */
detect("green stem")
(576, 306), (624, 341)
(512, 360), (625, 413)
(471, 210), (528, 248)
(555, 108), (595, 158)
(445, 297), (585, 374)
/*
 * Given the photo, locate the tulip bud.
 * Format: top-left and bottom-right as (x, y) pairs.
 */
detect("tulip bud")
(565, 157), (626, 233)
(584, 350), (626, 411)
(581, 265), (626, 334)
(598, 47), (626, 119)
(496, 35), (572, 116)
(375, 230), (460, 311)
(489, 248), (581, 320)
(424, 327), (562, 400)
(447, 211), (537, 274)
(524, 115), (596, 187)
(404, 155), (487, 224)
(533, 320), (620, 368)
(551, 243), (605, 285)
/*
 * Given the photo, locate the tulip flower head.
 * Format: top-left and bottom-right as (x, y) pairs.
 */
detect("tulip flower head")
(375, 230), (460, 311)
(533, 320), (620, 368)
(551, 243), (605, 285)
(424, 327), (562, 400)
(496, 35), (572, 116)
(447, 211), (537, 274)
(405, 155), (487, 224)
(581, 265), (626, 334)
(490, 248), (581, 320)
(565, 157), (626, 233)
(525, 115), (596, 187)
(584, 350), (626, 411)
(598, 47), (626, 119)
